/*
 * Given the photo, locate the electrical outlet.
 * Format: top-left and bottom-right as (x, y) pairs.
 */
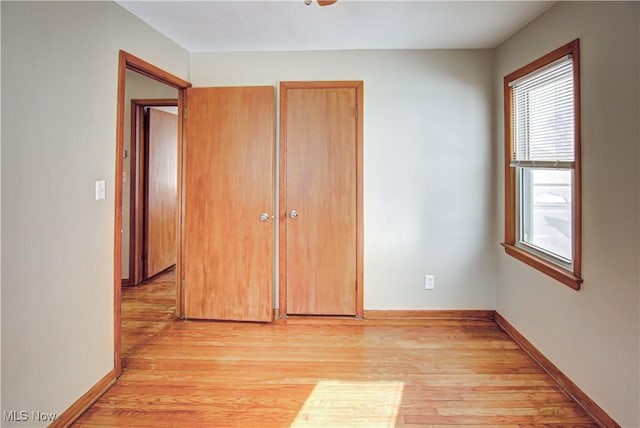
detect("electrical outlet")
(425, 274), (435, 290)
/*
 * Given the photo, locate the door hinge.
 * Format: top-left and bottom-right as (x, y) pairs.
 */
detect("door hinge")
(183, 108), (187, 120)
(355, 104), (358, 118)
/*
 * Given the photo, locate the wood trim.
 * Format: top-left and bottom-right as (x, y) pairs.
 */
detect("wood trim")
(278, 81), (364, 318)
(502, 39), (582, 290)
(494, 312), (620, 428)
(503, 40), (578, 83)
(572, 40), (582, 281)
(365, 309), (495, 320)
(129, 102), (142, 285)
(114, 51), (126, 377)
(121, 278), (129, 287)
(176, 89), (186, 319)
(355, 81), (364, 318)
(275, 311), (495, 325)
(115, 50), (191, 377)
(131, 99), (179, 106)
(503, 76), (515, 244)
(272, 315), (366, 325)
(278, 83), (288, 319)
(279, 80), (364, 90)
(119, 51), (191, 90)
(501, 243), (582, 290)
(142, 106), (151, 280)
(49, 369), (116, 428)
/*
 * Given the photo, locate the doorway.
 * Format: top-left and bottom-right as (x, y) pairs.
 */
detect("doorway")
(114, 51), (190, 376)
(127, 100), (179, 286)
(278, 81), (364, 317)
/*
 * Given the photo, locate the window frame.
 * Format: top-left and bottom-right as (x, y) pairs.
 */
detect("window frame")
(502, 39), (583, 290)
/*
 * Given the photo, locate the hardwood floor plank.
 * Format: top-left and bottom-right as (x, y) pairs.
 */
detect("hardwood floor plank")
(74, 270), (597, 427)
(123, 359), (544, 375)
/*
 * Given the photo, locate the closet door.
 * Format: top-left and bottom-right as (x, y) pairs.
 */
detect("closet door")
(183, 86), (275, 322)
(280, 82), (363, 316)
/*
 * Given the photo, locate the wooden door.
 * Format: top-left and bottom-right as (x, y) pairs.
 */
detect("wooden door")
(280, 82), (363, 316)
(144, 108), (178, 279)
(183, 86), (275, 322)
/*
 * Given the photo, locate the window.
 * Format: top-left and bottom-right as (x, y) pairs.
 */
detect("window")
(502, 39), (582, 290)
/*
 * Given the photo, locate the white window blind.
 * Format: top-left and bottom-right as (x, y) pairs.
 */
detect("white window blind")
(511, 56), (574, 168)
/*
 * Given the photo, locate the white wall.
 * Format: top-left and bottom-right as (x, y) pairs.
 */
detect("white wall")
(121, 70), (177, 279)
(191, 49), (496, 310)
(494, 2), (639, 426)
(1, 2), (189, 425)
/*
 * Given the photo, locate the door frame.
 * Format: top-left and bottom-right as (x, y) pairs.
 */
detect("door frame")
(129, 99), (179, 286)
(278, 81), (364, 318)
(115, 51), (191, 376)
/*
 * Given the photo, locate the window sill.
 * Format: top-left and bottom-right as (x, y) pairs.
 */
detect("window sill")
(501, 243), (583, 290)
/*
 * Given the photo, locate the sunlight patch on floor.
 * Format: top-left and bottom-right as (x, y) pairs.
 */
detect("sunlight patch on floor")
(291, 380), (404, 428)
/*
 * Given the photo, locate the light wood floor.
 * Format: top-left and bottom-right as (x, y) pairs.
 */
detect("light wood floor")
(74, 270), (597, 427)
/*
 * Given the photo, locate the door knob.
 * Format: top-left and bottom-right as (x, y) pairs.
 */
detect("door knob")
(259, 213), (271, 222)
(289, 210), (298, 219)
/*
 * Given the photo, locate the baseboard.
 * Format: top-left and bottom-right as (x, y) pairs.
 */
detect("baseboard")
(364, 309), (495, 320)
(121, 278), (129, 287)
(494, 312), (620, 428)
(49, 369), (116, 428)
(273, 310), (495, 324)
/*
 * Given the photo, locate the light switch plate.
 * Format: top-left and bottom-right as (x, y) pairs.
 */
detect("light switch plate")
(95, 180), (106, 201)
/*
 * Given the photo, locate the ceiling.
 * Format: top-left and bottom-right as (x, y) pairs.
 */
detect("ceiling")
(116, 0), (553, 53)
